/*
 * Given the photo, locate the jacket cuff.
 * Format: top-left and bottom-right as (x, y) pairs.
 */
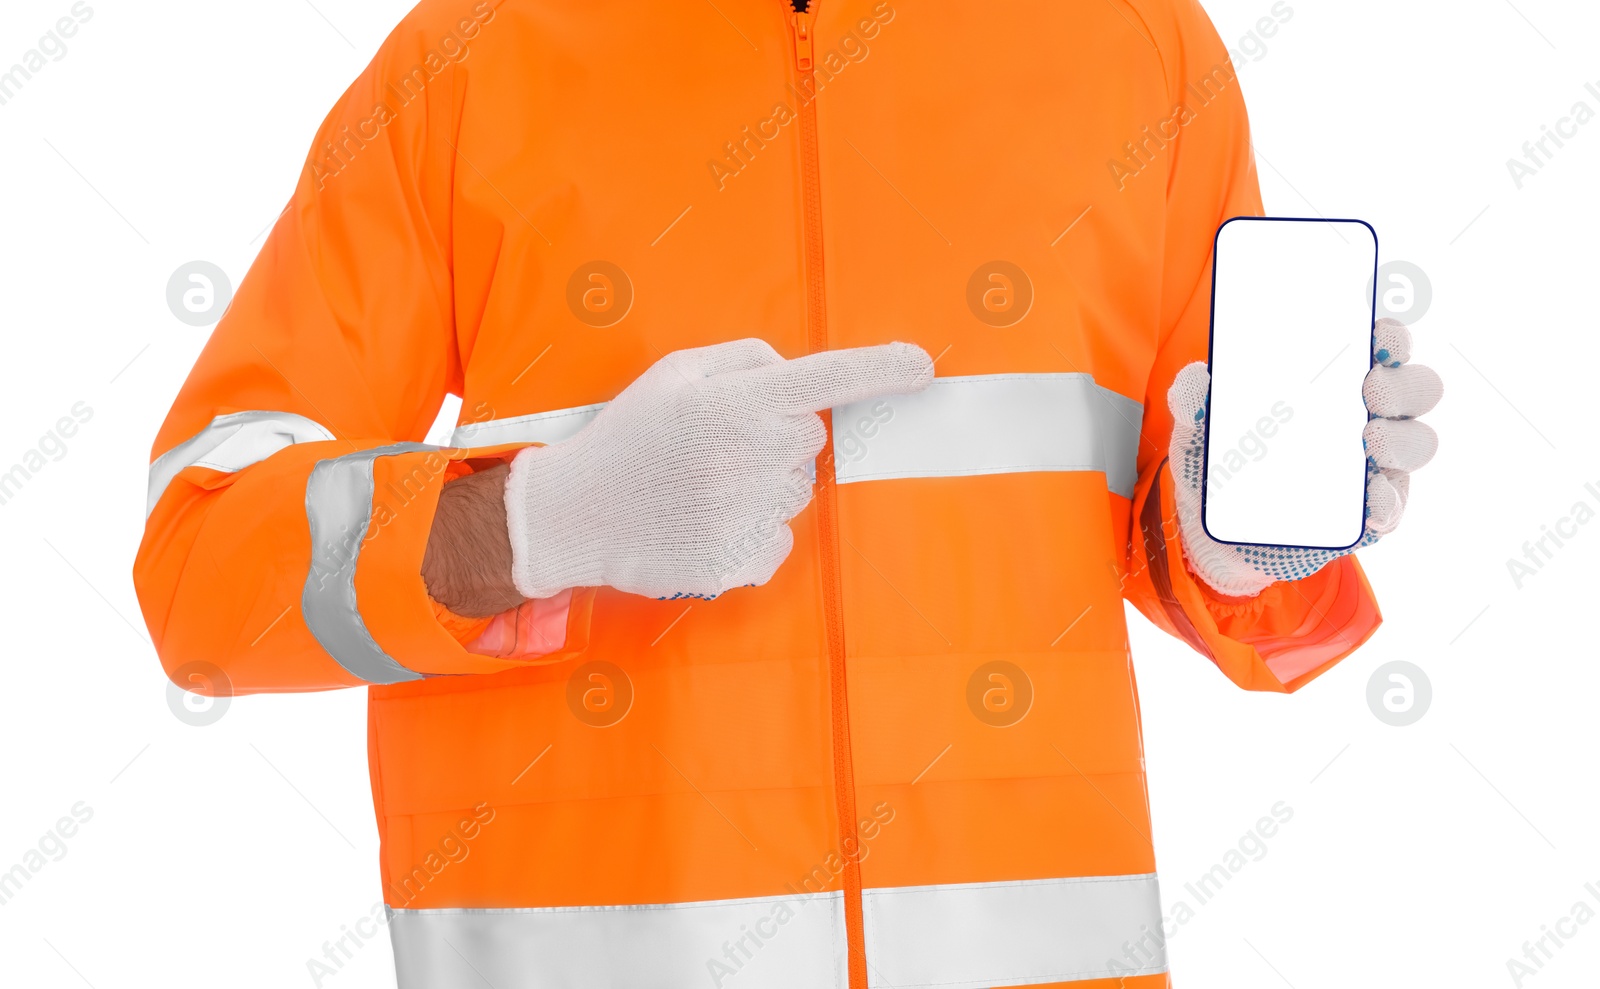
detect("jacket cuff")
(431, 596), (497, 644)
(1188, 563), (1278, 619)
(345, 445), (593, 678)
(1131, 459), (1383, 692)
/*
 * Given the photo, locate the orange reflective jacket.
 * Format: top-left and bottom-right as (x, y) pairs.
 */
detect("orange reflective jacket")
(134, 1), (1381, 986)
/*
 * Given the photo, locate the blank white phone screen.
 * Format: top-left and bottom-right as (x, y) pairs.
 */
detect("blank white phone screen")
(1203, 217), (1376, 550)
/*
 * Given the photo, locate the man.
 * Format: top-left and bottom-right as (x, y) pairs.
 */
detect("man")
(134, 1), (1440, 986)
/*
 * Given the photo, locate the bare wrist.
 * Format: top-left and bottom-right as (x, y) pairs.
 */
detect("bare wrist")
(421, 463), (524, 618)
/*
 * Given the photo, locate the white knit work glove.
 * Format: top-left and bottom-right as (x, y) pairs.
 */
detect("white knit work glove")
(505, 339), (934, 600)
(1168, 318), (1443, 597)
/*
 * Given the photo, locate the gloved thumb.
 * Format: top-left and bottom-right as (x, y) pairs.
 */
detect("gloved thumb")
(1167, 361), (1210, 447)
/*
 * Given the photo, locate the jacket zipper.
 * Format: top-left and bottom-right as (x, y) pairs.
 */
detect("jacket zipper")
(786, 4), (868, 989)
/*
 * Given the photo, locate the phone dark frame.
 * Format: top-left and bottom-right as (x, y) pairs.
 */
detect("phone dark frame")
(1200, 215), (1378, 552)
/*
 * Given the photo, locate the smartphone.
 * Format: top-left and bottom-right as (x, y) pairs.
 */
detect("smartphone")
(1202, 216), (1377, 550)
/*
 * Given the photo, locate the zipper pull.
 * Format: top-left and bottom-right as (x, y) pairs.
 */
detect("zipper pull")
(791, 11), (814, 71)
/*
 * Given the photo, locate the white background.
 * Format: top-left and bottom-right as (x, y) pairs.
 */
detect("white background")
(1, 1), (1596, 987)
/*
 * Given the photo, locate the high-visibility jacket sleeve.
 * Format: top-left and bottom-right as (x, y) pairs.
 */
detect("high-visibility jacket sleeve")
(133, 1), (592, 694)
(1120, 0), (1383, 693)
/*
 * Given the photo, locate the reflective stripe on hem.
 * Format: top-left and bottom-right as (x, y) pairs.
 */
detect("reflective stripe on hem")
(861, 873), (1167, 989)
(450, 373), (1143, 495)
(146, 410), (333, 517)
(833, 373), (1143, 497)
(301, 444), (433, 684)
(388, 890), (847, 989)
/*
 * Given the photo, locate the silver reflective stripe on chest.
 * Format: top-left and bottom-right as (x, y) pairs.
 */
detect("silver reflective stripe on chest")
(452, 373), (1142, 497)
(450, 403), (606, 448)
(831, 373), (1143, 497)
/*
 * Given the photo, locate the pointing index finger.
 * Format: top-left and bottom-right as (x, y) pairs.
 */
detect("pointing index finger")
(730, 342), (935, 414)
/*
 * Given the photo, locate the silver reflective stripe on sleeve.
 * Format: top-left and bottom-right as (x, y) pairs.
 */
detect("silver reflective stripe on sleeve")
(861, 873), (1166, 988)
(449, 403), (605, 448)
(301, 443), (434, 685)
(831, 373), (1144, 498)
(451, 373), (1143, 495)
(388, 890), (847, 989)
(146, 410), (334, 517)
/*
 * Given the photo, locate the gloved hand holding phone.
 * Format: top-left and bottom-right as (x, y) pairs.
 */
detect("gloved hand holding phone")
(1167, 318), (1443, 597)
